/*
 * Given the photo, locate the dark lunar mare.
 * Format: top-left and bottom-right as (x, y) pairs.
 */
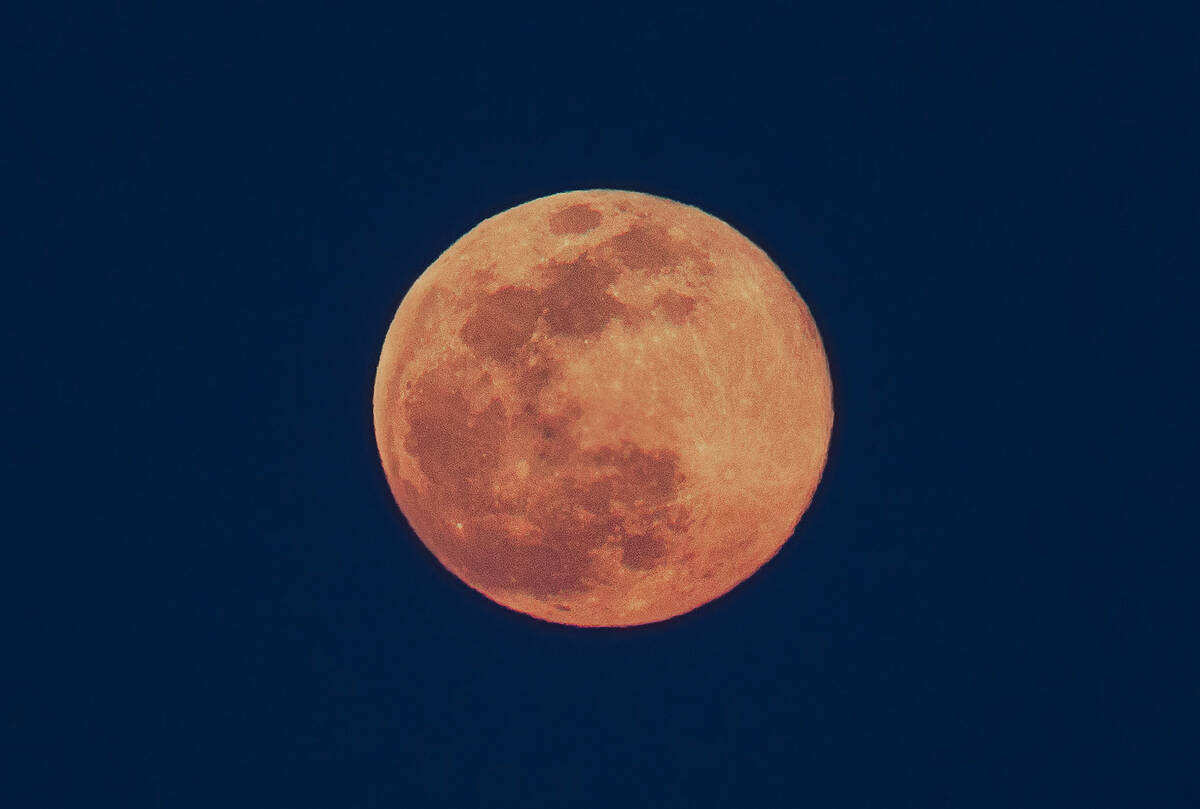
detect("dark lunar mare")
(394, 213), (706, 600)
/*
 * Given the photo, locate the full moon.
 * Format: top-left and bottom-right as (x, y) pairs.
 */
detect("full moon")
(373, 190), (833, 627)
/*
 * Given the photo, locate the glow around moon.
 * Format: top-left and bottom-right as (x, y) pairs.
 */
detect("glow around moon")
(373, 190), (833, 627)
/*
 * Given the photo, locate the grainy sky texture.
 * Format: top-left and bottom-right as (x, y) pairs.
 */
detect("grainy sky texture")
(9, 3), (1194, 807)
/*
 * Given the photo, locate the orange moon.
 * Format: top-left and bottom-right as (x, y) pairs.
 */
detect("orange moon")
(373, 190), (833, 627)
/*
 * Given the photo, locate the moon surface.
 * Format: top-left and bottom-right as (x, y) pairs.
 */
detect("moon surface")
(373, 190), (832, 626)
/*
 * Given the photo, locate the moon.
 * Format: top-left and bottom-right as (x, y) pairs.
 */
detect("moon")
(373, 190), (833, 627)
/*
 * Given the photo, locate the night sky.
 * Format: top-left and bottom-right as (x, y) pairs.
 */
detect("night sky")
(10, 3), (1194, 806)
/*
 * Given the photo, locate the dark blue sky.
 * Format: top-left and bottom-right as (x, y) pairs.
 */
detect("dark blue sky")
(10, 3), (1195, 806)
